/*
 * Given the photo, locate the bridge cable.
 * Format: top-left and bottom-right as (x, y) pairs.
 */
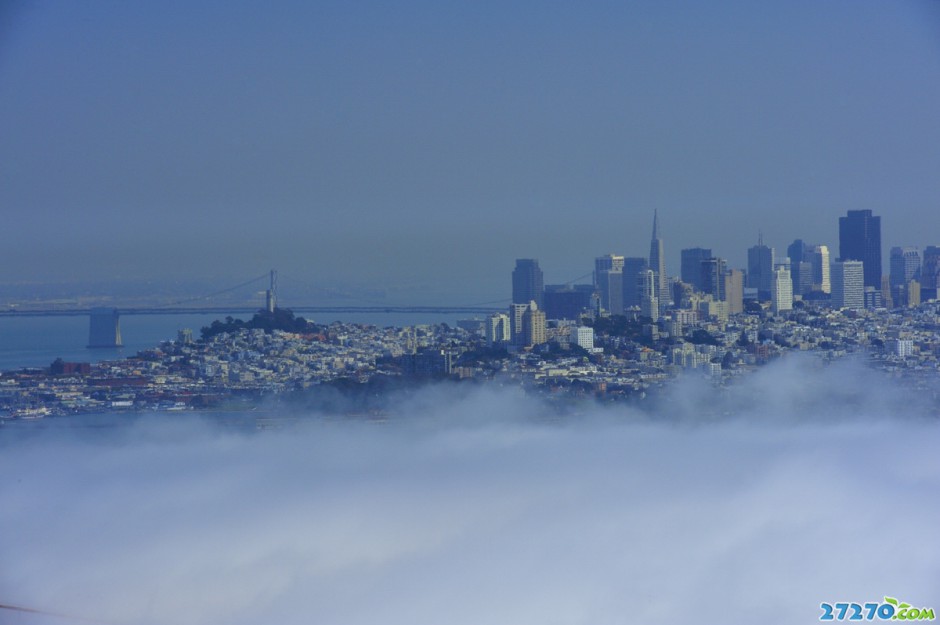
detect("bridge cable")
(158, 272), (270, 308)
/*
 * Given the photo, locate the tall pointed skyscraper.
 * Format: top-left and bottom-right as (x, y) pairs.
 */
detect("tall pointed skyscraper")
(649, 210), (670, 310)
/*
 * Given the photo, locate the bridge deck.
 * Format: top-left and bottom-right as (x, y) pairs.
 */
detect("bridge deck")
(0, 306), (502, 317)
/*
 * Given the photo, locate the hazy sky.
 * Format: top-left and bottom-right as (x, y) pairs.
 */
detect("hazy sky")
(2, 356), (938, 625)
(2, 1), (939, 303)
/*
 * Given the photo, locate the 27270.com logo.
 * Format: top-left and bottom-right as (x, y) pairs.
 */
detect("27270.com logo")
(821, 597), (935, 621)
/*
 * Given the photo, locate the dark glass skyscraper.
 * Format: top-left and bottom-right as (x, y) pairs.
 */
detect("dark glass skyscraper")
(621, 257), (648, 309)
(838, 210), (882, 289)
(680, 247), (712, 292)
(747, 234), (775, 301)
(512, 259), (544, 308)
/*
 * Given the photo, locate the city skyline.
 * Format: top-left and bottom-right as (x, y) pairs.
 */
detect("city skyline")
(1, 1), (939, 303)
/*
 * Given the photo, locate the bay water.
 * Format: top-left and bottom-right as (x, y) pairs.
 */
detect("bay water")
(0, 311), (475, 372)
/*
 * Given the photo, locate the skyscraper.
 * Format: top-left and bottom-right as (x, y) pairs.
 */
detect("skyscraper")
(747, 235), (775, 300)
(649, 210), (670, 310)
(889, 246), (921, 289)
(512, 259), (543, 308)
(509, 302), (530, 345)
(786, 239), (813, 295)
(523, 304), (546, 347)
(700, 257), (727, 301)
(680, 247), (712, 292)
(594, 254), (625, 275)
(621, 257), (648, 309)
(831, 260), (864, 310)
(543, 284), (595, 320)
(724, 269), (744, 314)
(485, 313), (511, 347)
(595, 254), (625, 315)
(809, 245), (831, 294)
(839, 210), (882, 289)
(922, 246), (940, 299)
(639, 269), (659, 322)
(771, 265), (793, 314)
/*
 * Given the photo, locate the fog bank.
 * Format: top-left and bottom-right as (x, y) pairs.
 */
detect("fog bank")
(1, 358), (938, 624)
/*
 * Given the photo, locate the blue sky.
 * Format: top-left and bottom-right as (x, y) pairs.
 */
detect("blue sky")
(2, 1), (939, 303)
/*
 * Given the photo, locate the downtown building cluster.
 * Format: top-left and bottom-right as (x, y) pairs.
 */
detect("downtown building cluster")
(493, 209), (939, 352)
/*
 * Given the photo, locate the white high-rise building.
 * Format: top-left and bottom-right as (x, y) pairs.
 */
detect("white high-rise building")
(811, 245), (831, 293)
(639, 269), (659, 322)
(485, 313), (511, 347)
(831, 260), (864, 310)
(771, 265), (793, 314)
(571, 326), (595, 351)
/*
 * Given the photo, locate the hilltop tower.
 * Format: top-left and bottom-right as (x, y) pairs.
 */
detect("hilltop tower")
(265, 269), (278, 313)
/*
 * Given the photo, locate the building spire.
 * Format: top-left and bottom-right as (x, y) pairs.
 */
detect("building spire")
(651, 208), (660, 241)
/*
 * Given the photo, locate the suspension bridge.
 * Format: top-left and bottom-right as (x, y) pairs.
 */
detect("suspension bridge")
(0, 271), (507, 347)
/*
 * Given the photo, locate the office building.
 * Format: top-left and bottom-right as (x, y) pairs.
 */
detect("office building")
(698, 299), (728, 322)
(672, 280), (695, 311)
(510, 303), (530, 346)
(887, 339), (914, 358)
(570, 326), (595, 351)
(810, 245), (831, 293)
(512, 259), (544, 308)
(881, 275), (894, 309)
(700, 257), (727, 301)
(786, 239), (818, 295)
(595, 255), (625, 315)
(771, 265), (793, 314)
(485, 313), (511, 347)
(747, 235), (775, 300)
(724, 269), (744, 315)
(622, 257), (648, 308)
(839, 210), (882, 289)
(523, 303), (546, 347)
(889, 246), (921, 290)
(831, 260), (864, 310)
(889, 246), (921, 306)
(594, 253), (625, 275)
(680, 248), (712, 292)
(543, 284), (594, 321)
(509, 301), (545, 347)
(639, 269), (659, 322)
(922, 246), (940, 300)
(864, 287), (883, 310)
(907, 280), (921, 307)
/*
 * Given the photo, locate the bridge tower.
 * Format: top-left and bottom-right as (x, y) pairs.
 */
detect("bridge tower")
(88, 308), (123, 348)
(265, 269), (278, 313)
